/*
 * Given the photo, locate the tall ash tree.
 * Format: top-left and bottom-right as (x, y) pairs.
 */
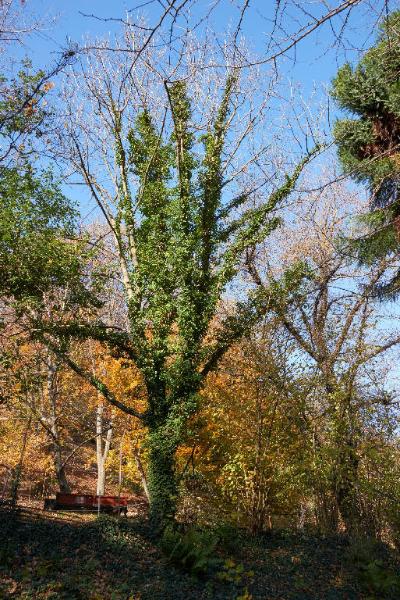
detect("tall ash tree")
(33, 30), (320, 528)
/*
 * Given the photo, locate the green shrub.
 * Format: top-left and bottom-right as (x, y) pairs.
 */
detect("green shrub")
(358, 559), (400, 599)
(160, 525), (219, 576)
(346, 536), (400, 599)
(213, 522), (241, 553)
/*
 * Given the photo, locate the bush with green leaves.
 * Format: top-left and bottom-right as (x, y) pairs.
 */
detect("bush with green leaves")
(346, 536), (400, 599)
(160, 525), (220, 577)
(358, 559), (400, 599)
(0, 166), (90, 307)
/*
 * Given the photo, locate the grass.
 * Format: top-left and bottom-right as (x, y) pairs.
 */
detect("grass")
(0, 508), (398, 599)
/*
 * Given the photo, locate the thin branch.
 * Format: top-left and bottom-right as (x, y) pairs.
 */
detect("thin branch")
(38, 336), (145, 420)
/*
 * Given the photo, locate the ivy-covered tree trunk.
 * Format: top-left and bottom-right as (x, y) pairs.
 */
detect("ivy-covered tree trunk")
(146, 424), (178, 530)
(332, 418), (360, 534)
(314, 362), (361, 534)
(324, 388), (360, 534)
(145, 384), (196, 529)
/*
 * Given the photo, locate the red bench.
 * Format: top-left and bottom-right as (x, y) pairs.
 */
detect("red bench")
(44, 493), (128, 515)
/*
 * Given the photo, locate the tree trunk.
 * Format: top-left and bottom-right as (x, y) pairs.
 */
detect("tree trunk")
(321, 369), (360, 534)
(96, 401), (113, 496)
(250, 390), (267, 533)
(132, 442), (150, 502)
(333, 436), (360, 534)
(330, 397), (360, 534)
(53, 445), (70, 493)
(147, 425), (178, 531)
(10, 412), (32, 507)
(97, 461), (106, 497)
(46, 355), (71, 493)
(49, 405), (71, 494)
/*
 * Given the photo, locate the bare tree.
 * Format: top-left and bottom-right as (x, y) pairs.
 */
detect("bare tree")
(0, 0), (79, 164)
(88, 0), (393, 72)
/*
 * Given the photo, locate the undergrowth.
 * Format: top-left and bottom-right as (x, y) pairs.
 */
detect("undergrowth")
(347, 536), (400, 599)
(0, 510), (398, 599)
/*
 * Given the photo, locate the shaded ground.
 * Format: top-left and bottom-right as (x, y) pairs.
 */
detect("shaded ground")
(0, 508), (398, 599)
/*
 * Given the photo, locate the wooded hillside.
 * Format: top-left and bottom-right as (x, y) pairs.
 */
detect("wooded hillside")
(1, 1), (400, 599)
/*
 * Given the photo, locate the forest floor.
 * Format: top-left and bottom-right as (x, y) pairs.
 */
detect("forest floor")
(0, 506), (399, 600)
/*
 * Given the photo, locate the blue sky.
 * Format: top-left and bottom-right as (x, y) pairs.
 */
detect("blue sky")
(14, 0), (391, 195)
(11, 0), (395, 224)
(18, 0), (388, 101)
(12, 0), (396, 230)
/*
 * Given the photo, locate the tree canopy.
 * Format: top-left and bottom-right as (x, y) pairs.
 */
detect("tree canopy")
(0, 166), (87, 305)
(332, 11), (400, 289)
